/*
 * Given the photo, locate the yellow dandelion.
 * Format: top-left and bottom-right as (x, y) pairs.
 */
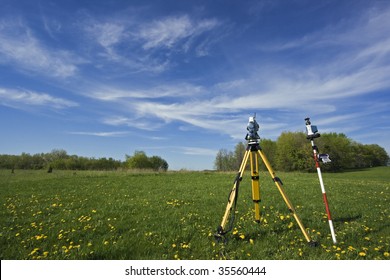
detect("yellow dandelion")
(92, 209), (97, 213)
(280, 215), (285, 220)
(239, 234), (245, 240)
(364, 237), (370, 241)
(249, 239), (254, 245)
(172, 243), (176, 248)
(15, 233), (20, 237)
(358, 252), (366, 257)
(384, 252), (389, 257)
(287, 222), (294, 229)
(29, 248), (40, 256)
(104, 241), (109, 245)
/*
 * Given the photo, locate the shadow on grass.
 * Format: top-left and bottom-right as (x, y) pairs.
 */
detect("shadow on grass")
(334, 214), (362, 223)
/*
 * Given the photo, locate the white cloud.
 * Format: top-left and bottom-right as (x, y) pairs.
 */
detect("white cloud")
(79, 13), (222, 74)
(68, 131), (128, 137)
(90, 23), (125, 49)
(139, 15), (193, 49)
(180, 147), (217, 156)
(0, 87), (78, 109)
(88, 82), (205, 101)
(102, 116), (164, 131)
(78, 6), (390, 143)
(138, 15), (220, 50)
(0, 20), (83, 78)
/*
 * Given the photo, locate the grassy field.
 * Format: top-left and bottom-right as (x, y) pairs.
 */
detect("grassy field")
(0, 167), (389, 260)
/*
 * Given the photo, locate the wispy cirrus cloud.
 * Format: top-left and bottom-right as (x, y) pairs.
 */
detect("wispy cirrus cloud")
(180, 146), (217, 156)
(0, 19), (84, 78)
(0, 87), (78, 109)
(67, 131), (128, 137)
(81, 13), (221, 73)
(91, 6), (390, 141)
(85, 22), (125, 49)
(88, 82), (205, 101)
(138, 15), (220, 50)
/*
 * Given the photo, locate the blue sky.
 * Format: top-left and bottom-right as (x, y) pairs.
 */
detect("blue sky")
(1, 0), (389, 170)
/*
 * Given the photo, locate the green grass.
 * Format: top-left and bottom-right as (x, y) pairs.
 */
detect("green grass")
(0, 167), (389, 260)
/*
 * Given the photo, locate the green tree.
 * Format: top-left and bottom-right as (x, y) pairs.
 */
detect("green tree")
(149, 156), (169, 171)
(363, 144), (389, 167)
(233, 142), (246, 170)
(259, 138), (277, 170)
(315, 133), (353, 172)
(214, 149), (235, 171)
(275, 132), (312, 171)
(126, 151), (151, 169)
(125, 151), (168, 171)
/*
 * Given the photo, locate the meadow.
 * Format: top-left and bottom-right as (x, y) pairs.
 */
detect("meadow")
(0, 167), (389, 260)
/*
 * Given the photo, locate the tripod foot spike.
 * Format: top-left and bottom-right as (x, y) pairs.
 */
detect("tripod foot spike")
(308, 240), (319, 247)
(214, 226), (227, 243)
(214, 233), (224, 243)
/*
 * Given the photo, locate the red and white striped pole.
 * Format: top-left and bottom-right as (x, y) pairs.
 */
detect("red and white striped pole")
(305, 118), (337, 244)
(310, 139), (337, 244)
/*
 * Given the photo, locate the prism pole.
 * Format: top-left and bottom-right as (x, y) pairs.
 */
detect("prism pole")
(305, 118), (337, 244)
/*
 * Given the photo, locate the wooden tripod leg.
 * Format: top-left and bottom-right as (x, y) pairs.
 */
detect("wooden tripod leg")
(257, 149), (317, 246)
(216, 150), (250, 237)
(250, 150), (261, 223)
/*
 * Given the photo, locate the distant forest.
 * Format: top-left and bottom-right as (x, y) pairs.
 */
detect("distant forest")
(0, 150), (168, 172)
(215, 132), (389, 172)
(1, 132), (388, 172)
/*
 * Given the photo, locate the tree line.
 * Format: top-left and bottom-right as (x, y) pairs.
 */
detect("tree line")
(215, 132), (389, 172)
(0, 149), (169, 172)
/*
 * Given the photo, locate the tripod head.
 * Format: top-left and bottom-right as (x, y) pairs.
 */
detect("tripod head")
(305, 117), (321, 140)
(245, 114), (260, 143)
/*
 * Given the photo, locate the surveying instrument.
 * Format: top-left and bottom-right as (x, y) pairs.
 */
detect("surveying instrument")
(215, 115), (318, 246)
(305, 117), (337, 244)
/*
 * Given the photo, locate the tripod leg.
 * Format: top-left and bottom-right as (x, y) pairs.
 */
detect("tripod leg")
(250, 150), (261, 223)
(215, 150), (250, 240)
(257, 149), (317, 246)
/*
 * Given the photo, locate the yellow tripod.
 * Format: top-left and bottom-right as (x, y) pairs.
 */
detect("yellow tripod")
(215, 117), (317, 246)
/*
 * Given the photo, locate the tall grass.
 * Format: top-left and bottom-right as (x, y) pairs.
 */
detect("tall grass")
(0, 167), (389, 260)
